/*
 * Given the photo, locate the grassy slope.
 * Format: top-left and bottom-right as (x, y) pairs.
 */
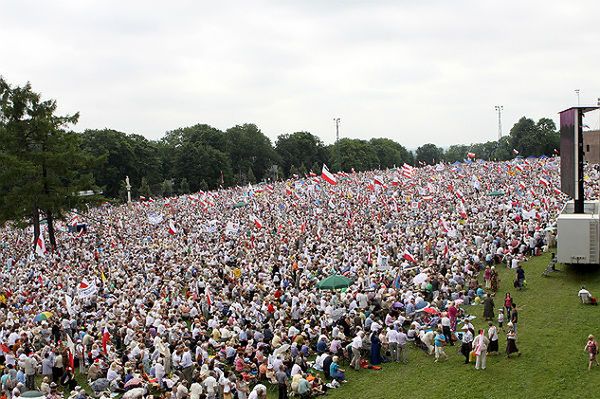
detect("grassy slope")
(318, 254), (600, 399)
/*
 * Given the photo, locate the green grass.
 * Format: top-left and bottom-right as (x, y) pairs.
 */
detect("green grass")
(317, 253), (600, 399)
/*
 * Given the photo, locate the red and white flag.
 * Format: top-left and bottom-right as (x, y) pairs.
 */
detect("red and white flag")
(168, 220), (177, 235)
(467, 152), (476, 159)
(539, 177), (549, 187)
(69, 215), (80, 227)
(403, 250), (417, 263)
(518, 182), (526, 190)
(552, 187), (562, 195)
(102, 327), (110, 354)
(373, 176), (385, 186)
(251, 215), (264, 229)
(35, 231), (46, 257)
(321, 164), (337, 185)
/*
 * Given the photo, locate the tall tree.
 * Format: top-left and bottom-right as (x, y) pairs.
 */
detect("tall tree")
(329, 138), (379, 172)
(369, 138), (412, 168)
(225, 124), (280, 182)
(415, 143), (444, 165)
(0, 77), (98, 249)
(275, 131), (328, 176)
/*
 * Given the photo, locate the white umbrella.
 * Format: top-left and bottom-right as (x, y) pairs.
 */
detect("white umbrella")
(412, 273), (428, 285)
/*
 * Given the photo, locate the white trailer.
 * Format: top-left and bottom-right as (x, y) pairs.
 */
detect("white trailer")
(556, 200), (600, 265)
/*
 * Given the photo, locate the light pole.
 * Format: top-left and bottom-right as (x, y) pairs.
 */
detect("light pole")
(333, 117), (340, 142)
(494, 105), (503, 140)
(575, 89), (580, 106)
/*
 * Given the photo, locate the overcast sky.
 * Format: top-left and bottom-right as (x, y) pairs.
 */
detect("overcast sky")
(2, 0), (600, 147)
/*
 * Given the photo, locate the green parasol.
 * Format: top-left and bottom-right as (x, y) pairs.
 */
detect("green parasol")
(486, 190), (505, 197)
(233, 201), (247, 208)
(317, 274), (352, 290)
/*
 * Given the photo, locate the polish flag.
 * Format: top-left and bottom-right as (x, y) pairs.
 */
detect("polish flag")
(300, 222), (307, 233)
(148, 197), (155, 203)
(139, 196), (146, 201)
(515, 165), (524, 172)
(403, 250), (417, 263)
(251, 215), (264, 229)
(458, 202), (468, 219)
(35, 231), (46, 257)
(69, 215), (80, 227)
(518, 182), (526, 190)
(467, 152), (476, 159)
(373, 176), (385, 186)
(552, 187), (562, 195)
(285, 187), (293, 195)
(168, 220), (177, 235)
(391, 179), (400, 186)
(206, 288), (212, 306)
(309, 172), (317, 177)
(101, 327), (110, 354)
(539, 178), (549, 187)
(321, 164), (337, 185)
(440, 219), (450, 233)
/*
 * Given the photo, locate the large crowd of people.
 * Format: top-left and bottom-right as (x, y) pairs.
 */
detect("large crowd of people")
(0, 157), (598, 399)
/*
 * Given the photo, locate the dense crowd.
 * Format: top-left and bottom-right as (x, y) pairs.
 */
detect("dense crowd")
(0, 157), (598, 399)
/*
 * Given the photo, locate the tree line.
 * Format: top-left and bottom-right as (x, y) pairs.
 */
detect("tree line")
(0, 78), (560, 246)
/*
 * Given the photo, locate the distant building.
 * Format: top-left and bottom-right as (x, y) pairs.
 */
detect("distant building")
(584, 130), (600, 163)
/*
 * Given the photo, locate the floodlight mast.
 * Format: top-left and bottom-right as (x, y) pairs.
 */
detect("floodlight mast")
(333, 118), (340, 142)
(494, 106), (503, 140)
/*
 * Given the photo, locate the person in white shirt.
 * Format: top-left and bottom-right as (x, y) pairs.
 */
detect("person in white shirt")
(578, 286), (592, 304)
(203, 372), (218, 399)
(386, 328), (400, 362)
(248, 384), (267, 399)
(350, 331), (363, 370)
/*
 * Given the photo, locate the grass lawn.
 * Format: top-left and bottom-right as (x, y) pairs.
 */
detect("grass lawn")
(315, 253), (600, 399)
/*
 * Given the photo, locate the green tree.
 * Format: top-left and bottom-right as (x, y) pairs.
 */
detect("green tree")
(79, 129), (162, 197)
(161, 179), (174, 197)
(329, 138), (379, 172)
(247, 166), (256, 184)
(415, 143), (444, 165)
(275, 131), (328, 176)
(225, 124), (280, 182)
(178, 177), (190, 194)
(0, 77), (99, 249)
(369, 138), (412, 168)
(138, 177), (152, 198)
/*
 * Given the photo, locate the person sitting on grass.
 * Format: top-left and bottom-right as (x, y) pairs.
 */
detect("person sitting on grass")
(578, 286), (597, 305)
(329, 356), (346, 383)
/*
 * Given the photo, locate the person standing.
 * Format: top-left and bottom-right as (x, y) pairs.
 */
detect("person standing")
(515, 265), (525, 290)
(506, 327), (520, 358)
(434, 328), (448, 362)
(350, 331), (363, 370)
(275, 364), (288, 399)
(460, 327), (474, 364)
(397, 327), (408, 364)
(487, 322), (499, 355)
(584, 335), (599, 370)
(386, 327), (399, 362)
(504, 293), (513, 321)
(472, 329), (489, 370)
(510, 303), (519, 337)
(370, 330), (383, 365)
(441, 313), (454, 346)
(483, 295), (495, 321)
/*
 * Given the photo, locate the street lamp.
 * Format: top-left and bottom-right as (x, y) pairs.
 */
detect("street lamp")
(494, 106), (503, 140)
